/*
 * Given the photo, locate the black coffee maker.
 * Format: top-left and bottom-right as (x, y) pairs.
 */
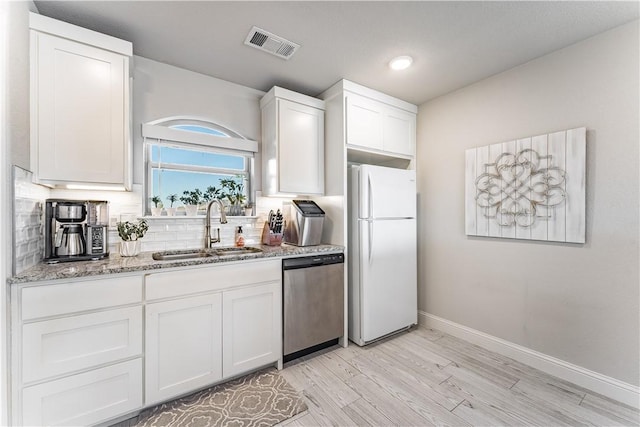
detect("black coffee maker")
(44, 199), (109, 263)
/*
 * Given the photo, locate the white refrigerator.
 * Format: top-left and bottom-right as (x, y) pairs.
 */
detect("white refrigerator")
(348, 164), (417, 346)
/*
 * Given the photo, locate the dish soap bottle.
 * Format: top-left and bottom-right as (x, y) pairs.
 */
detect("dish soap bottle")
(235, 226), (245, 247)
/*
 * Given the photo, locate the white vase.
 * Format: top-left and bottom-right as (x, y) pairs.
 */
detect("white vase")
(120, 240), (141, 257)
(165, 207), (176, 216)
(150, 207), (163, 216)
(185, 204), (198, 216)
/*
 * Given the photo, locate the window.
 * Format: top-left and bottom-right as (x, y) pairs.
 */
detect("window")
(170, 124), (230, 137)
(149, 142), (248, 204)
(142, 118), (258, 214)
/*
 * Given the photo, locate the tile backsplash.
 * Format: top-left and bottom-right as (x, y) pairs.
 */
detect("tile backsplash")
(109, 216), (264, 254)
(13, 167), (50, 274)
(13, 198), (45, 274)
(10, 168), (292, 273)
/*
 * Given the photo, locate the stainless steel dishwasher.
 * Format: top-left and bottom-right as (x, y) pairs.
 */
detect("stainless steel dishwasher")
(283, 253), (344, 362)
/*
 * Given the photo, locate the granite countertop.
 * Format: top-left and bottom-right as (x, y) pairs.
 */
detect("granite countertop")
(9, 243), (344, 284)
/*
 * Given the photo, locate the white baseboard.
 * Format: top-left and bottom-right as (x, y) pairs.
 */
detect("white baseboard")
(419, 311), (640, 409)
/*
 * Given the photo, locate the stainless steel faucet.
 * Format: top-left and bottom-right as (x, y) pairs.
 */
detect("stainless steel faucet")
(205, 199), (227, 248)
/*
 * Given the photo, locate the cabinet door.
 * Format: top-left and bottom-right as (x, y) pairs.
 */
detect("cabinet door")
(383, 105), (416, 156)
(33, 32), (127, 185)
(145, 293), (222, 405)
(223, 282), (281, 377)
(21, 359), (142, 427)
(277, 99), (324, 195)
(346, 93), (384, 151)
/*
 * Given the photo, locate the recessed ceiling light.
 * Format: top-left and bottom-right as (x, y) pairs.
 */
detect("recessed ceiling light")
(389, 55), (413, 70)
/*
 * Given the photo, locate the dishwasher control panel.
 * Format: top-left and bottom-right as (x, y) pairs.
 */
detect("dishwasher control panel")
(282, 253), (344, 270)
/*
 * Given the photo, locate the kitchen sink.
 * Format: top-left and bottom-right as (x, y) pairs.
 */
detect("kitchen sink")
(151, 250), (215, 261)
(152, 246), (263, 261)
(214, 247), (263, 256)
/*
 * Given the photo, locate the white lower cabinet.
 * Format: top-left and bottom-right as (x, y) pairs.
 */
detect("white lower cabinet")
(12, 276), (144, 426)
(143, 259), (282, 406)
(13, 259), (284, 426)
(145, 293), (223, 405)
(22, 358), (142, 427)
(223, 282), (282, 377)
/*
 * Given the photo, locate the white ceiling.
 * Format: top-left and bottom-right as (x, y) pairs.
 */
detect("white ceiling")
(34, 1), (639, 105)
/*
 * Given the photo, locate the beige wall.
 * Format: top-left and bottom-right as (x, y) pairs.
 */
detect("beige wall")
(132, 56), (265, 187)
(416, 20), (639, 386)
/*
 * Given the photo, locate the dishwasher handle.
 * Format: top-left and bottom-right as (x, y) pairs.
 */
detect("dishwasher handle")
(283, 253), (344, 270)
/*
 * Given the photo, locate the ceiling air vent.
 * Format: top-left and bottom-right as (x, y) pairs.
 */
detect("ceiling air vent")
(244, 26), (300, 60)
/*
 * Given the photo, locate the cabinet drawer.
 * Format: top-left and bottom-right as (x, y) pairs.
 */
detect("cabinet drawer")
(21, 275), (142, 320)
(145, 259), (281, 301)
(21, 358), (142, 427)
(22, 306), (142, 383)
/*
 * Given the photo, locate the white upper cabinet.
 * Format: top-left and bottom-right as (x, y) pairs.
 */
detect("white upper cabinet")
(29, 13), (132, 189)
(346, 94), (384, 151)
(324, 80), (417, 160)
(383, 105), (416, 156)
(261, 87), (325, 196)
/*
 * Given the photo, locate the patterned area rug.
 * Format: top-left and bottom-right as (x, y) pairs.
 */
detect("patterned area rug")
(135, 369), (307, 427)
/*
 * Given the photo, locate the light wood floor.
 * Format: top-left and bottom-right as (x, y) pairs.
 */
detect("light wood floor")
(278, 327), (639, 426)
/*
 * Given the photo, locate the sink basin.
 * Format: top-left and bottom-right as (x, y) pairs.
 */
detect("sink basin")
(151, 247), (263, 261)
(152, 250), (214, 261)
(214, 247), (263, 256)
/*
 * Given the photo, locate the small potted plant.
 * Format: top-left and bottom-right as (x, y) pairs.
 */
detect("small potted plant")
(116, 219), (149, 257)
(180, 189), (202, 216)
(203, 185), (222, 214)
(150, 196), (163, 216)
(220, 177), (246, 216)
(166, 194), (178, 216)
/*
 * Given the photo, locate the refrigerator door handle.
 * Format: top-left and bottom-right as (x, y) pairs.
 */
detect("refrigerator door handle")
(368, 173), (373, 219)
(368, 221), (373, 264)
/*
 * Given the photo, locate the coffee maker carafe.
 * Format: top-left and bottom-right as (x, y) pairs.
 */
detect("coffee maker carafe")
(55, 223), (87, 256)
(53, 202), (87, 256)
(45, 199), (109, 263)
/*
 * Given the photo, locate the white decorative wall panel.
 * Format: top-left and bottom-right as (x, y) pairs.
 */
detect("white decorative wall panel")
(465, 127), (586, 243)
